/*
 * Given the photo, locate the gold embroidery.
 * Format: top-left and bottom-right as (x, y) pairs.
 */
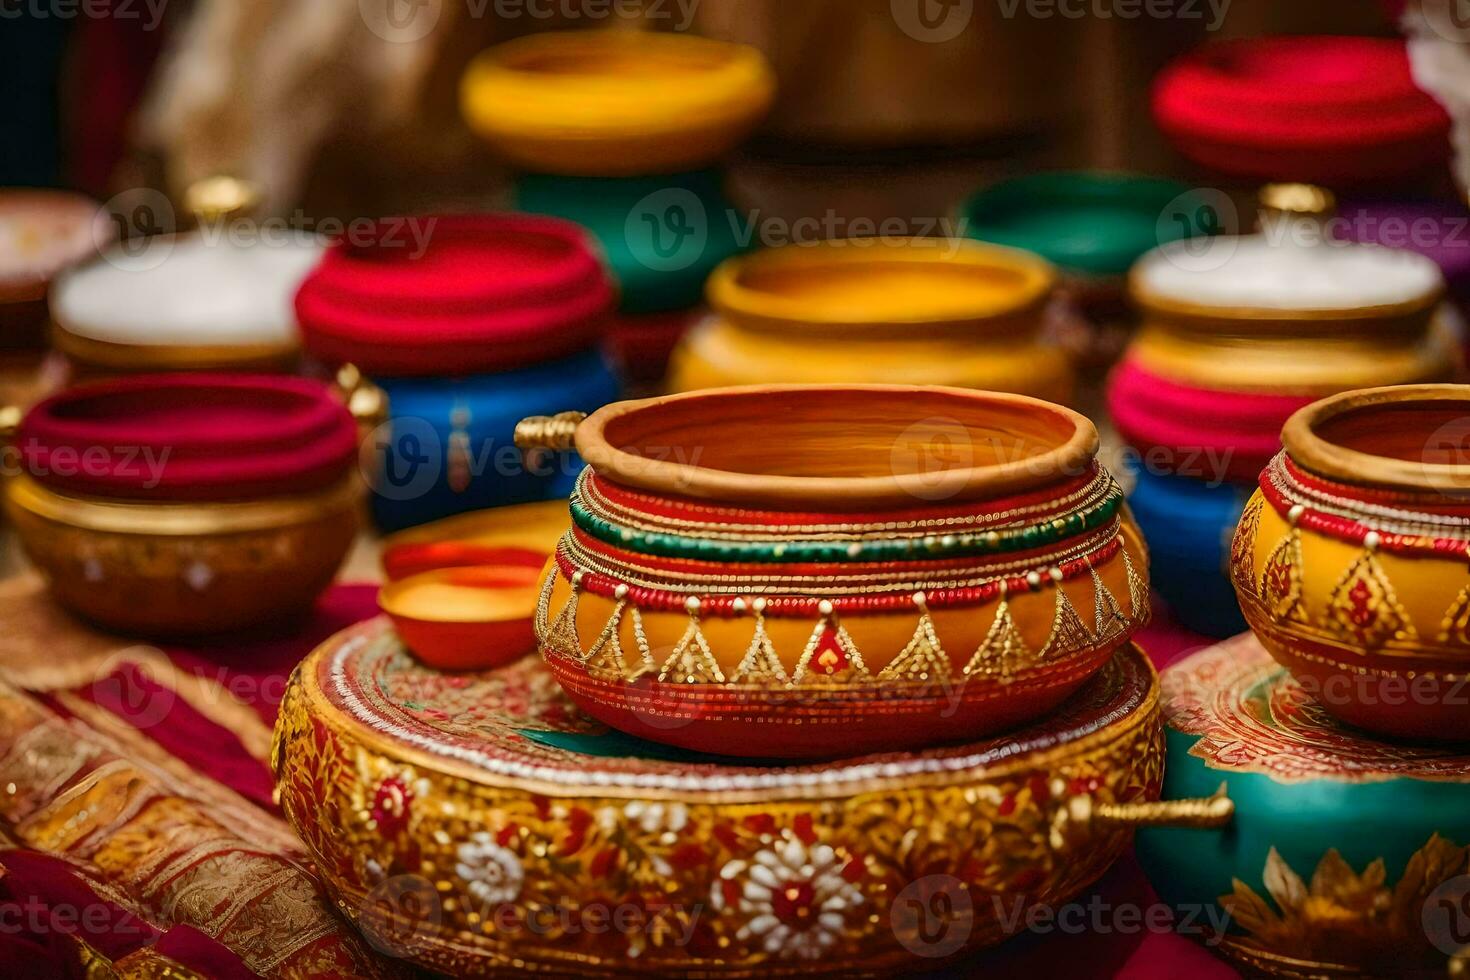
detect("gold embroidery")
(1323, 551), (1416, 650)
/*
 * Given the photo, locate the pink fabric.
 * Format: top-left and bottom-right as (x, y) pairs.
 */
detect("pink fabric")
(1107, 357), (1313, 483)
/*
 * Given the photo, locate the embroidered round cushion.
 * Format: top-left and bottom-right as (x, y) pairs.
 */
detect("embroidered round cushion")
(276, 617), (1176, 976)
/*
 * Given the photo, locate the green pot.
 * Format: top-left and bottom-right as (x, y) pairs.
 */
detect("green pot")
(1135, 635), (1470, 978)
(961, 171), (1203, 280)
(514, 169), (746, 315)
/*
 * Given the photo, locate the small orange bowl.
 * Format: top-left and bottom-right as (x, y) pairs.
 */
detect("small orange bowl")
(379, 564), (546, 671)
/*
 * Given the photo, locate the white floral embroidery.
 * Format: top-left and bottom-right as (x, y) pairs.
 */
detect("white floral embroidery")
(455, 833), (523, 906)
(712, 835), (861, 960)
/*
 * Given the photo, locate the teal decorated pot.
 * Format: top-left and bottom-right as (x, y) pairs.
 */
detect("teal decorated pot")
(1136, 634), (1470, 978)
(515, 170), (745, 385)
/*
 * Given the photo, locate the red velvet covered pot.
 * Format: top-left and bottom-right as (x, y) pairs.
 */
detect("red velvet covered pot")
(295, 213), (615, 378)
(4, 374), (362, 637)
(1153, 36), (1450, 186)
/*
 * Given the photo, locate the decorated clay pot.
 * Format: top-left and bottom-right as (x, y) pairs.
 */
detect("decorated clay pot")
(515, 385), (1149, 759)
(1231, 384), (1470, 741)
(670, 239), (1072, 402)
(276, 619), (1235, 976)
(4, 374), (361, 637)
(1137, 634), (1470, 978)
(1152, 36), (1450, 186)
(463, 31), (776, 386)
(51, 230), (321, 376)
(960, 172), (1201, 372)
(295, 213), (621, 531)
(0, 189), (109, 349)
(1109, 184), (1459, 637)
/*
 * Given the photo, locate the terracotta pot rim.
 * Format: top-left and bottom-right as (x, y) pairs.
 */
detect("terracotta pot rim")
(707, 239), (1055, 336)
(1283, 383), (1470, 491)
(574, 384), (1099, 510)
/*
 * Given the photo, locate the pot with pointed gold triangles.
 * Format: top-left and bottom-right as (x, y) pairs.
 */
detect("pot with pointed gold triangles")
(1231, 384), (1470, 742)
(515, 385), (1150, 758)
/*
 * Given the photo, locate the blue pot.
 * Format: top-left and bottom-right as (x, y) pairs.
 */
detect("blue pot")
(366, 349), (620, 532)
(1127, 466), (1251, 637)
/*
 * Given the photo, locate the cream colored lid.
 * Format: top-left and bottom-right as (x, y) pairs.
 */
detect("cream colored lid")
(1134, 234), (1444, 312)
(54, 232), (324, 347)
(1134, 233), (1446, 312)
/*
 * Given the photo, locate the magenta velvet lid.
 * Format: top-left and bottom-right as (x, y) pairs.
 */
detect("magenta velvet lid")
(18, 374), (358, 502)
(294, 213), (615, 377)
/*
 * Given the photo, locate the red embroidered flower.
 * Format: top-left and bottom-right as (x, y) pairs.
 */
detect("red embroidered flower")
(371, 777), (413, 838)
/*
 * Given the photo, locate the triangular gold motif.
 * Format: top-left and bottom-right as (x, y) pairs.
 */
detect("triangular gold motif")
(583, 599), (629, 678)
(877, 611), (951, 683)
(1439, 586), (1470, 645)
(790, 618), (871, 685)
(1041, 586), (1093, 660)
(657, 613), (725, 684)
(731, 611), (789, 684)
(545, 579), (582, 657)
(1090, 568), (1125, 641)
(963, 596), (1032, 682)
(1121, 545), (1149, 621)
(1230, 497), (1264, 593)
(534, 568), (559, 641)
(625, 604), (657, 681)
(1323, 551), (1415, 650)
(1260, 529), (1307, 624)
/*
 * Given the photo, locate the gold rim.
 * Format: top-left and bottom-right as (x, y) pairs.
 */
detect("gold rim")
(51, 318), (299, 372)
(571, 384), (1099, 509)
(6, 474), (360, 536)
(1282, 383), (1470, 491)
(707, 239), (1055, 336)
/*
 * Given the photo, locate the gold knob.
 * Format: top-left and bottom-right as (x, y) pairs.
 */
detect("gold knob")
(184, 176), (261, 225)
(1259, 183), (1335, 219)
(515, 412), (586, 452)
(335, 363), (389, 430)
(0, 404), (21, 444)
(1050, 783), (1233, 851)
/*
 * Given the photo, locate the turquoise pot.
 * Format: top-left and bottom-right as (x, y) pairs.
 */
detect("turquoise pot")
(961, 171), (1203, 280)
(1136, 637), (1470, 977)
(514, 169), (746, 315)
